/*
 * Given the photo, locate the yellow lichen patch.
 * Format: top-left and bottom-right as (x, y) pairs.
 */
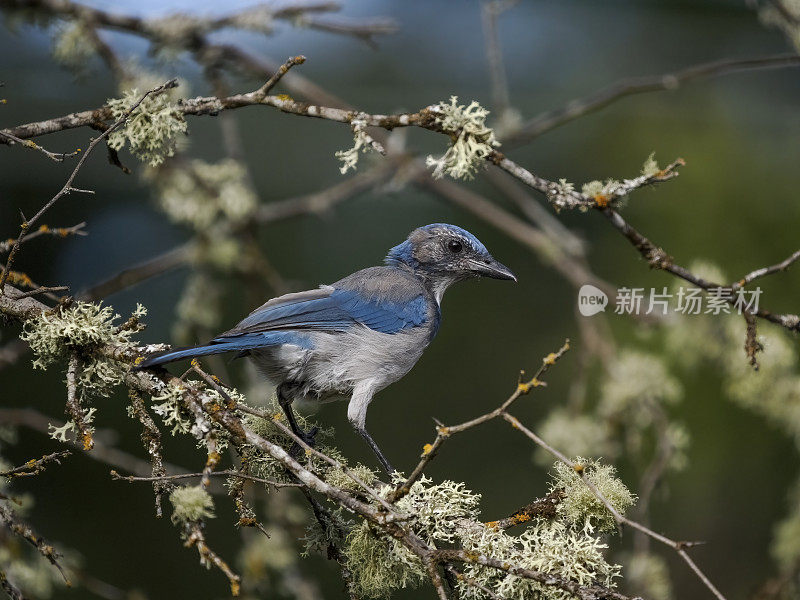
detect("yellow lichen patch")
(276, 94), (292, 102)
(134, 356), (145, 365)
(8, 271), (34, 287)
(543, 353), (559, 365)
(190, 358), (200, 368)
(230, 580), (241, 596)
(38, 224), (50, 233)
(436, 426), (451, 436)
(81, 432), (94, 451)
(593, 194), (610, 208)
(421, 443), (434, 457)
(485, 520), (499, 529)
(512, 513), (531, 525)
(572, 463), (584, 474)
(56, 228), (71, 237)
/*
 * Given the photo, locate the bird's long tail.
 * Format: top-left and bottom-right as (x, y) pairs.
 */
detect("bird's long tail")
(135, 333), (299, 370)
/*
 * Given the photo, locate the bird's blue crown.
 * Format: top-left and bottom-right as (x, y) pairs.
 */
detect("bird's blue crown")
(385, 223), (488, 268)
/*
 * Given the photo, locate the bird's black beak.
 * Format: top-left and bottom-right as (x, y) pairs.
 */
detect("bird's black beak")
(468, 257), (517, 281)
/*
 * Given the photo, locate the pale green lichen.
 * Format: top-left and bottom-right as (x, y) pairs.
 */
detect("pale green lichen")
(106, 88), (187, 166)
(238, 400), (332, 484)
(535, 408), (614, 466)
(143, 15), (208, 55)
(599, 351), (682, 425)
(238, 525), (295, 587)
(581, 179), (622, 198)
(170, 485), (215, 524)
(151, 382), (192, 435)
(228, 6), (275, 34)
(426, 96), (499, 180)
(641, 152), (661, 177)
(336, 471), (627, 599)
(20, 302), (146, 398)
(173, 273), (223, 343)
(302, 507), (352, 558)
(759, 0), (800, 52)
(388, 474), (481, 544)
(335, 120), (373, 175)
(52, 21), (95, 71)
(343, 521), (427, 598)
(458, 519), (620, 600)
(623, 552), (673, 600)
(149, 159), (256, 230)
(773, 482), (800, 570)
(319, 446), (379, 493)
(48, 408), (96, 443)
(0, 547), (66, 599)
(550, 458), (635, 533)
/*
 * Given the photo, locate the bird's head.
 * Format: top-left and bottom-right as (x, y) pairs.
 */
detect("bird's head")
(385, 223), (516, 299)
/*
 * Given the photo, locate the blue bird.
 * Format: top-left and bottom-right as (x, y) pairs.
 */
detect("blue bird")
(137, 224), (516, 473)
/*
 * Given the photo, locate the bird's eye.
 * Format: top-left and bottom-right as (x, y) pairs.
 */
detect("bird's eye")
(447, 239), (463, 253)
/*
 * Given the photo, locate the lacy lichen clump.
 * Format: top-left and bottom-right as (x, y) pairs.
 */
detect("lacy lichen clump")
(335, 120), (373, 174)
(151, 159), (257, 230)
(624, 552), (673, 600)
(333, 467), (634, 599)
(535, 409), (614, 465)
(458, 519), (620, 600)
(106, 88), (187, 166)
(550, 459), (635, 533)
(170, 485), (215, 524)
(599, 351), (682, 424)
(641, 152), (662, 178)
(51, 21), (95, 71)
(21, 302), (146, 395)
(759, 0), (800, 51)
(150, 382), (192, 436)
(426, 96), (499, 180)
(173, 273), (223, 343)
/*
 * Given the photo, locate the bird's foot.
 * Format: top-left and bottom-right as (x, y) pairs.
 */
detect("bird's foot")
(289, 426), (318, 460)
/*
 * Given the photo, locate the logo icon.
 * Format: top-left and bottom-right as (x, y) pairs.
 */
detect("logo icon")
(578, 284), (608, 316)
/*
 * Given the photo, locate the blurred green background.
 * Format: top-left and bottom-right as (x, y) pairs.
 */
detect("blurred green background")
(1, 1), (799, 599)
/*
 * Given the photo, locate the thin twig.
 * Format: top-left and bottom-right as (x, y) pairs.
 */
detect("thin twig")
(0, 79), (178, 293)
(0, 451), (71, 478)
(386, 340), (570, 504)
(110, 469), (302, 488)
(255, 55), (306, 98)
(0, 503), (70, 585)
(506, 53), (800, 145)
(732, 248), (800, 290)
(0, 129), (81, 162)
(0, 222), (86, 254)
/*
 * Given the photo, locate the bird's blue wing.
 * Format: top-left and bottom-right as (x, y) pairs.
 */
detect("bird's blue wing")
(136, 270), (433, 369)
(216, 285), (429, 340)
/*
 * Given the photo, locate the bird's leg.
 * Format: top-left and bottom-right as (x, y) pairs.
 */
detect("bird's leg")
(277, 383), (318, 449)
(354, 425), (394, 475)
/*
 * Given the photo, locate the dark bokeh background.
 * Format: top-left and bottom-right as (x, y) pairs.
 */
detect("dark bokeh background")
(1, 1), (799, 599)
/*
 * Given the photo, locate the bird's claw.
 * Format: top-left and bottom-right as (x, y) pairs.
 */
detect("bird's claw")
(289, 426), (318, 459)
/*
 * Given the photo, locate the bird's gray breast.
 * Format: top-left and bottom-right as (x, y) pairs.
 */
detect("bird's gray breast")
(249, 323), (433, 398)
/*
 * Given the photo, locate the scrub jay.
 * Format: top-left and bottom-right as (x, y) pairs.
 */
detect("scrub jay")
(137, 223), (515, 473)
